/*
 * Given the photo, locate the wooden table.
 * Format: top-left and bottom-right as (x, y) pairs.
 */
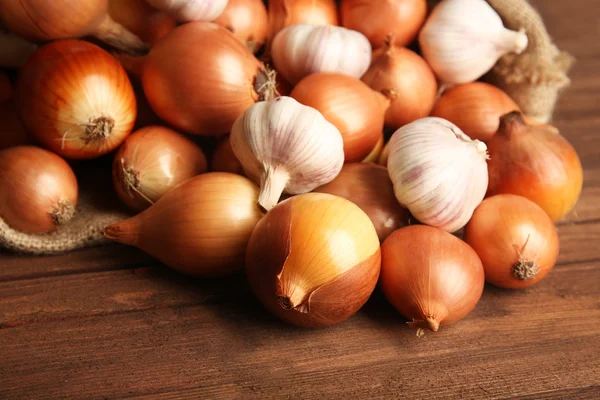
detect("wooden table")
(2, 1), (599, 399)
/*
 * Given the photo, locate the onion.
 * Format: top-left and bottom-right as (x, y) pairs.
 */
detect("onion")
(211, 136), (244, 175)
(246, 193), (381, 327)
(113, 126), (208, 212)
(361, 35), (437, 129)
(464, 194), (559, 289)
(214, 0), (268, 53)
(487, 112), (583, 221)
(340, 0), (427, 48)
(381, 225), (485, 333)
(0, 0), (148, 54)
(431, 82), (520, 142)
(0, 27), (37, 68)
(362, 134), (384, 164)
(108, 0), (176, 45)
(291, 73), (387, 162)
(314, 163), (409, 242)
(105, 172), (263, 277)
(16, 40), (136, 159)
(0, 146), (78, 234)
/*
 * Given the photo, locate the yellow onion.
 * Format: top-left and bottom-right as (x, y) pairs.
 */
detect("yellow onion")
(214, 0), (269, 53)
(108, 0), (176, 45)
(246, 193), (381, 327)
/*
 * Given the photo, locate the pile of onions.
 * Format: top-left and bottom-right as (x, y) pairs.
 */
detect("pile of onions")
(246, 193), (381, 327)
(0, 0), (147, 54)
(381, 225), (485, 333)
(125, 22), (274, 135)
(112, 126), (208, 212)
(314, 163), (409, 242)
(105, 172), (263, 277)
(211, 136), (244, 175)
(465, 194), (559, 289)
(487, 112), (583, 221)
(0, 146), (78, 234)
(361, 35), (437, 129)
(431, 82), (521, 142)
(108, 0), (176, 45)
(16, 40), (137, 159)
(214, 0), (269, 53)
(290, 73), (387, 162)
(340, 0), (427, 48)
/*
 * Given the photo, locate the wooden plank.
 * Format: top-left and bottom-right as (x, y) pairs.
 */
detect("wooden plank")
(509, 386), (600, 400)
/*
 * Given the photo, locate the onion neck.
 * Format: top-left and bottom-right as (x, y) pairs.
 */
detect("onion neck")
(498, 111), (528, 138)
(383, 33), (396, 56)
(408, 317), (440, 332)
(49, 200), (75, 226)
(104, 218), (141, 247)
(513, 259), (539, 280)
(94, 14), (150, 55)
(258, 166), (289, 212)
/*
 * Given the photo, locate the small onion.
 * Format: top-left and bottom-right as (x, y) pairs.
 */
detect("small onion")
(113, 126), (208, 212)
(214, 0), (269, 53)
(431, 82), (520, 142)
(246, 193), (381, 327)
(464, 194), (559, 289)
(487, 112), (583, 221)
(211, 136), (244, 175)
(361, 35), (437, 129)
(16, 40), (137, 159)
(381, 225), (485, 333)
(291, 73), (387, 162)
(108, 0), (176, 44)
(0, 146), (78, 234)
(314, 163), (409, 242)
(105, 172), (263, 277)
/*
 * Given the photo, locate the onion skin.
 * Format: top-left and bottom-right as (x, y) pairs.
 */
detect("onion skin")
(0, 146), (78, 234)
(291, 73), (387, 162)
(487, 112), (583, 221)
(246, 193), (381, 327)
(112, 126), (208, 212)
(105, 172), (263, 277)
(314, 163), (409, 242)
(108, 0), (176, 44)
(361, 37), (437, 129)
(211, 136), (244, 175)
(431, 82), (520, 142)
(340, 0), (427, 48)
(464, 194), (559, 289)
(214, 0), (268, 53)
(16, 40), (137, 159)
(381, 225), (485, 332)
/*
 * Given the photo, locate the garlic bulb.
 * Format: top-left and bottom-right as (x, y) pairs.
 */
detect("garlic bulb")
(230, 96), (344, 211)
(271, 24), (371, 85)
(387, 117), (489, 232)
(419, 0), (528, 85)
(146, 0), (228, 22)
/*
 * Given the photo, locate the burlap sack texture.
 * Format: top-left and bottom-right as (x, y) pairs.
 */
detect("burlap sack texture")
(0, 0), (574, 255)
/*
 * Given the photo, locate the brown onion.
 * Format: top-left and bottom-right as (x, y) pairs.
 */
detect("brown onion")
(113, 126), (208, 212)
(105, 172), (263, 277)
(381, 225), (485, 333)
(340, 0), (427, 48)
(464, 194), (559, 289)
(431, 82), (520, 142)
(0, 146), (78, 234)
(291, 73), (387, 162)
(16, 40), (136, 159)
(487, 112), (583, 221)
(214, 0), (269, 53)
(246, 193), (381, 327)
(211, 136), (244, 175)
(0, 0), (147, 54)
(314, 163), (409, 242)
(108, 0), (176, 45)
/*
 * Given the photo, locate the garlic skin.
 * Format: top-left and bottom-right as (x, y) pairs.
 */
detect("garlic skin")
(271, 24), (371, 85)
(230, 96), (344, 211)
(387, 117), (489, 232)
(419, 0), (528, 85)
(146, 0), (228, 22)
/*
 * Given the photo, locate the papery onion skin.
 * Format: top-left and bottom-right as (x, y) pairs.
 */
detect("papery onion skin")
(140, 22), (270, 135)
(361, 37), (437, 129)
(108, 0), (176, 44)
(340, 0), (427, 48)
(112, 126), (208, 212)
(211, 136), (244, 175)
(16, 40), (137, 159)
(431, 82), (520, 142)
(214, 0), (268, 53)
(291, 73), (386, 162)
(487, 112), (583, 221)
(381, 225), (485, 332)
(464, 194), (559, 289)
(0, 146), (78, 234)
(246, 193), (381, 327)
(105, 172), (262, 277)
(314, 163), (409, 242)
